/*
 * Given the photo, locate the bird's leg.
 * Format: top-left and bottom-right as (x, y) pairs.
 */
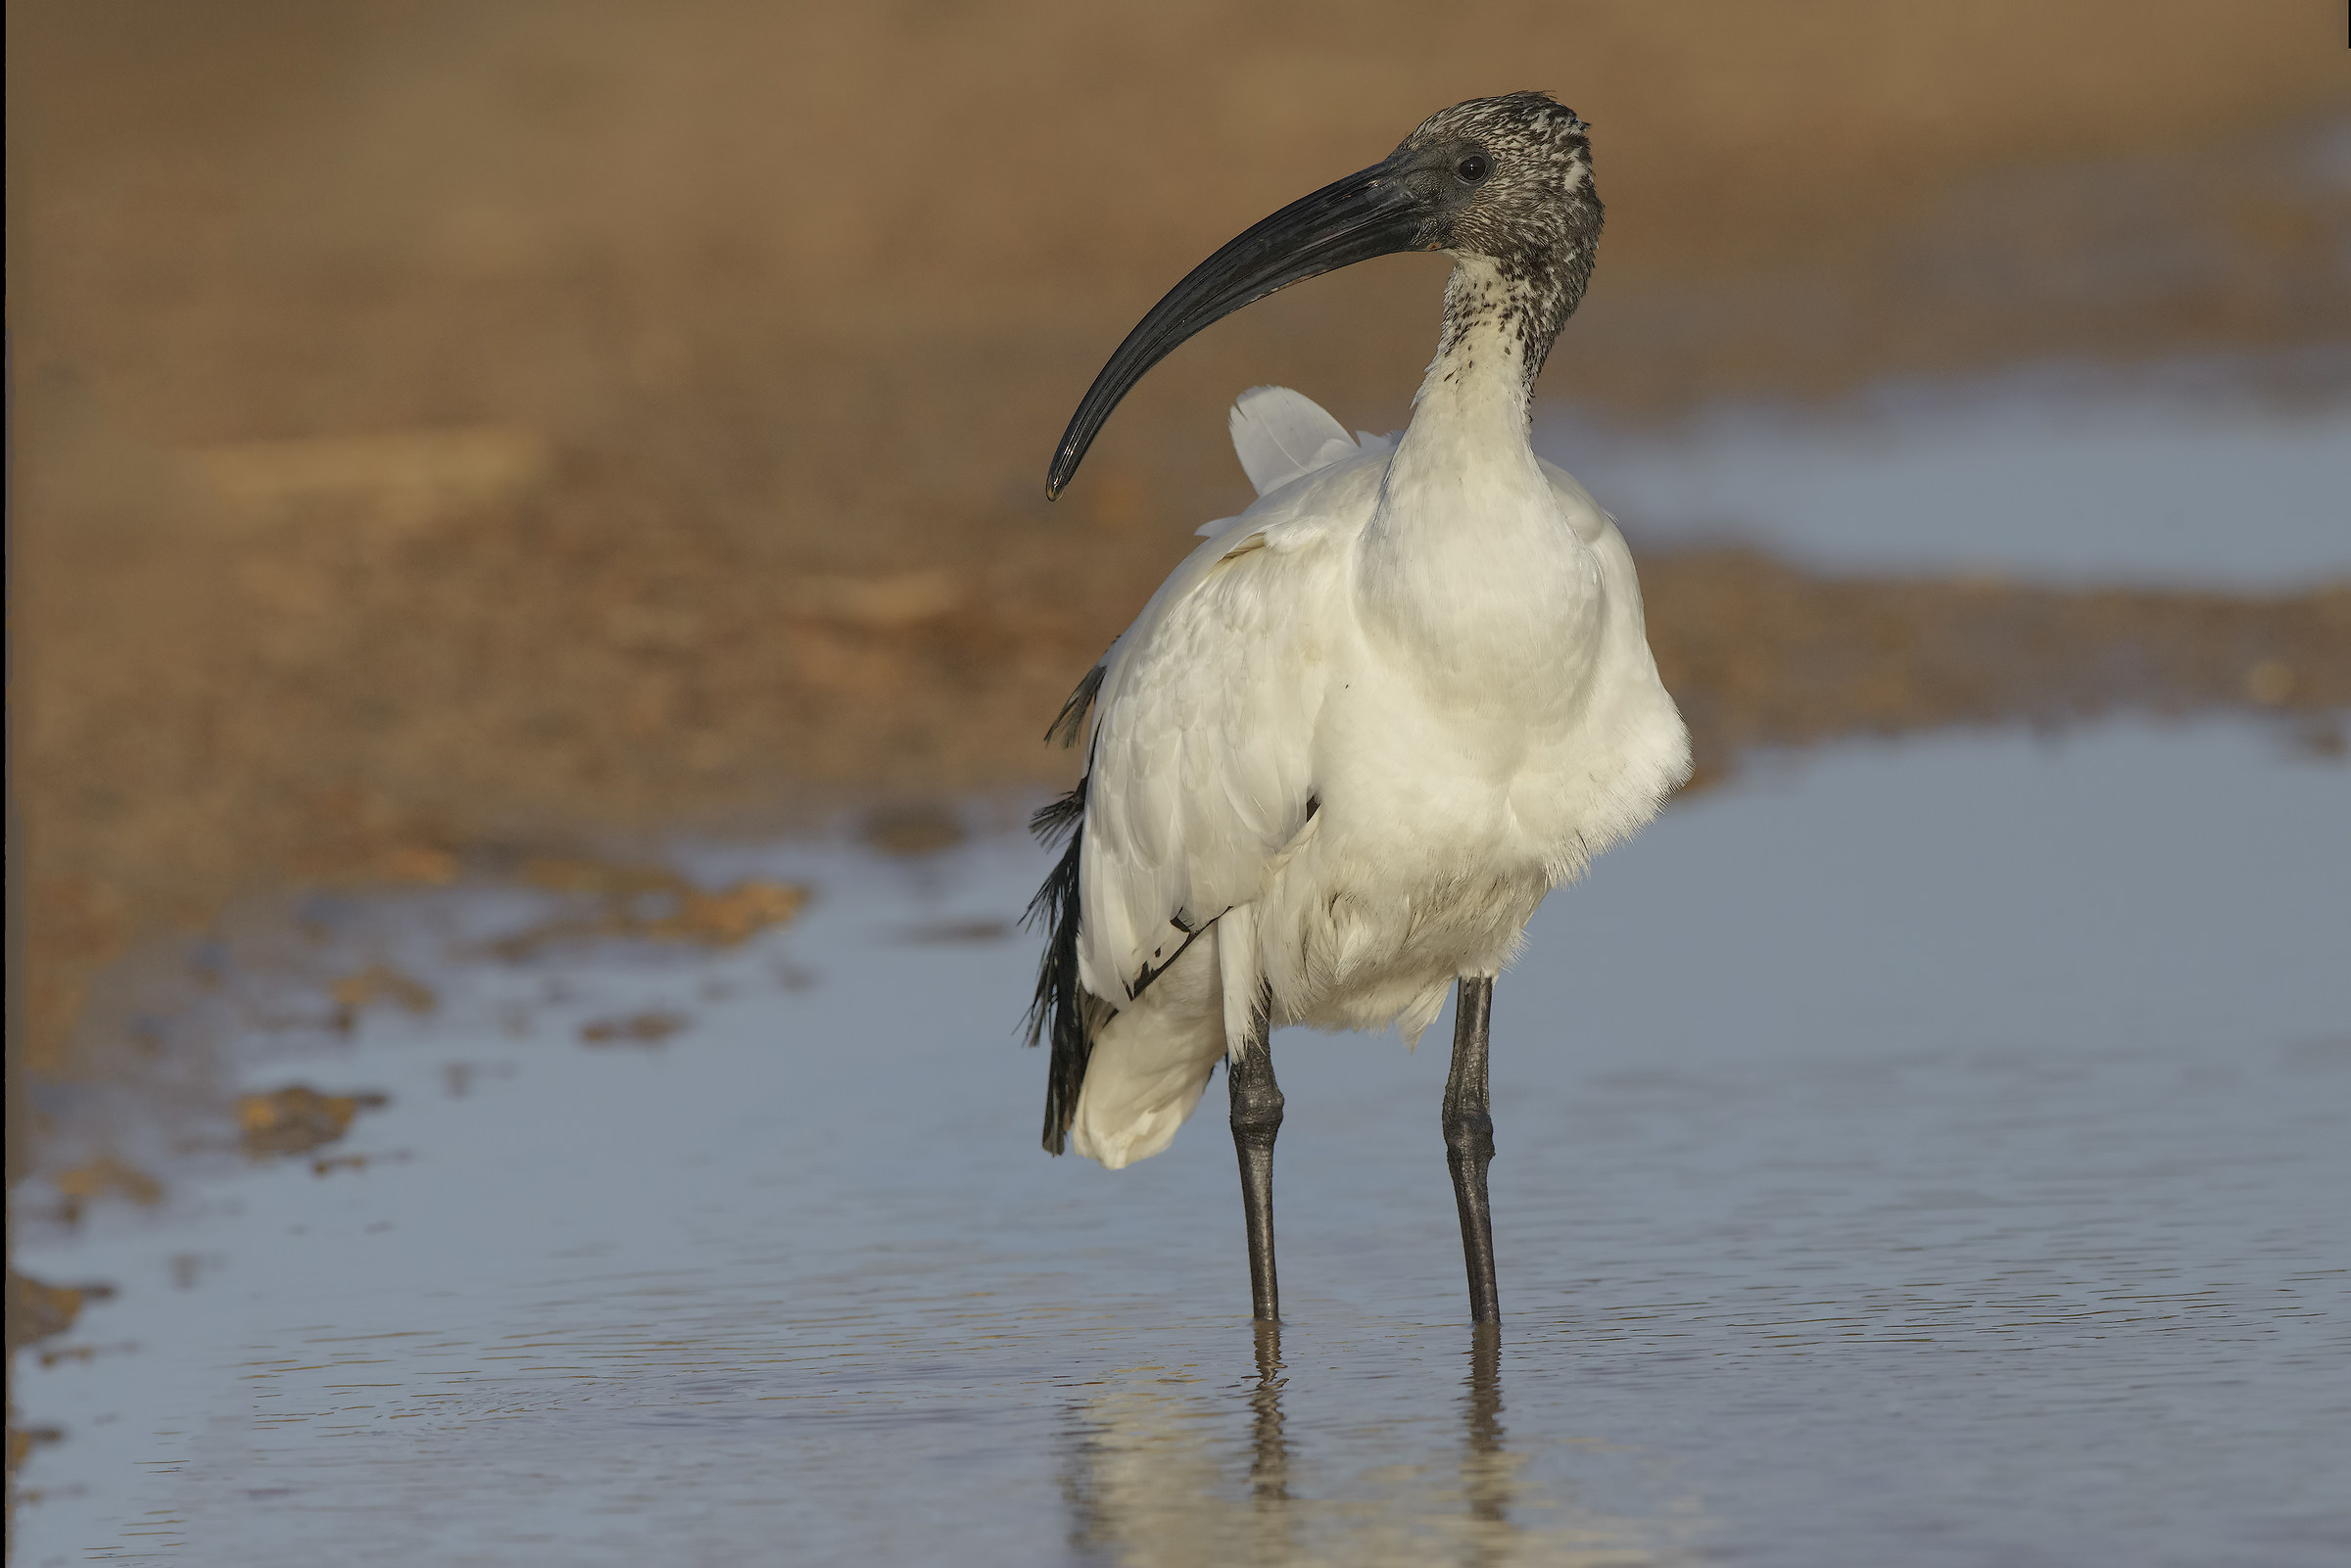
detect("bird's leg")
(1227, 1021), (1285, 1322)
(1444, 976), (1501, 1324)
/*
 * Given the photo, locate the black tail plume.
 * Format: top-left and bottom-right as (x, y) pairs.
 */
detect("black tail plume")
(1024, 779), (1098, 1155)
(1044, 662), (1106, 749)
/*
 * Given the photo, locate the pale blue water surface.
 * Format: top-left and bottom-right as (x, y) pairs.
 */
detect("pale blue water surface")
(1539, 357), (2351, 587)
(12, 717), (2348, 1566)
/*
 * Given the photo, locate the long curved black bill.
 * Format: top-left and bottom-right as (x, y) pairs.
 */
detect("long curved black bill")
(1047, 154), (1434, 499)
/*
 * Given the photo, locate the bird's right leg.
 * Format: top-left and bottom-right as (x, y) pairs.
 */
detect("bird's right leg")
(1444, 975), (1501, 1324)
(1227, 1022), (1285, 1322)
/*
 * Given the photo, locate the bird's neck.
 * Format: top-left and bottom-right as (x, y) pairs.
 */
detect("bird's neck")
(1380, 257), (1561, 515)
(1427, 253), (1572, 404)
(1357, 257), (1599, 703)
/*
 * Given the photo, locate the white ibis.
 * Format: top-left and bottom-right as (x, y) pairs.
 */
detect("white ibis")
(1027, 92), (1691, 1325)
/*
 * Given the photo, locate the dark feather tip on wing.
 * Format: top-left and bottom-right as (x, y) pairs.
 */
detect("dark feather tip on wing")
(1023, 778), (1099, 1155)
(1044, 663), (1106, 749)
(1029, 788), (1084, 846)
(1023, 659), (1109, 1155)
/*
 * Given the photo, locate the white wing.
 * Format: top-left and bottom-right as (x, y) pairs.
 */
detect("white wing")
(1226, 385), (1361, 499)
(1076, 441), (1385, 1009)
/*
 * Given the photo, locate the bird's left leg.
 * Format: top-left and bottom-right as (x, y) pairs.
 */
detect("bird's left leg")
(1228, 1018), (1285, 1322)
(1444, 976), (1501, 1324)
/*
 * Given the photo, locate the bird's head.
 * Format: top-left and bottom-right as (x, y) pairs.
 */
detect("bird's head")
(1048, 92), (1602, 498)
(1399, 92), (1599, 281)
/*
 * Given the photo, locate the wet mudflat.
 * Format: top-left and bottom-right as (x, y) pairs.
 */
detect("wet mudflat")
(13, 718), (2347, 1566)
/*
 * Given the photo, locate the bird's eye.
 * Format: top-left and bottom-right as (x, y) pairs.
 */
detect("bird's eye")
(1455, 153), (1491, 184)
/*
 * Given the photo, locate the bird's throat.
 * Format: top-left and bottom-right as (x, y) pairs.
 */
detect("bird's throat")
(1362, 260), (1601, 709)
(1386, 259), (1553, 502)
(1424, 248), (1582, 401)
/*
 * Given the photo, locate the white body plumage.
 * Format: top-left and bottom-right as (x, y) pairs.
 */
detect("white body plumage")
(1062, 322), (1690, 1168)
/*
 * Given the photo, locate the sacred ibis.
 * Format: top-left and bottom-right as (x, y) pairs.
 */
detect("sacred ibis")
(1027, 92), (1691, 1324)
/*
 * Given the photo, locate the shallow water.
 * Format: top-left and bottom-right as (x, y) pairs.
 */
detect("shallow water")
(13, 719), (2348, 1565)
(1539, 357), (2351, 587)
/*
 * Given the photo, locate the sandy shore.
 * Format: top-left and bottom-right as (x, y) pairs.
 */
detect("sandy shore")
(9, 0), (2349, 1120)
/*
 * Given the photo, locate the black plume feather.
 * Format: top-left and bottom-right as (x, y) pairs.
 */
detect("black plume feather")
(1044, 662), (1106, 748)
(1023, 779), (1097, 1154)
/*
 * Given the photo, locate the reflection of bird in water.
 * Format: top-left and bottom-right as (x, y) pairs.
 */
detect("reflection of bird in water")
(1057, 1326), (1688, 1566)
(1029, 92), (1690, 1323)
(1247, 1323), (1291, 1510)
(1460, 1326), (1513, 1567)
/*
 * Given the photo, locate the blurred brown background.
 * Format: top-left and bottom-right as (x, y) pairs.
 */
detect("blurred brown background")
(9, 1), (2349, 1094)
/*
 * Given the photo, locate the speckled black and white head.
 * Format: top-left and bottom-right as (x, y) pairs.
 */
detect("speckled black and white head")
(1048, 91), (1603, 497)
(1397, 93), (1601, 385)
